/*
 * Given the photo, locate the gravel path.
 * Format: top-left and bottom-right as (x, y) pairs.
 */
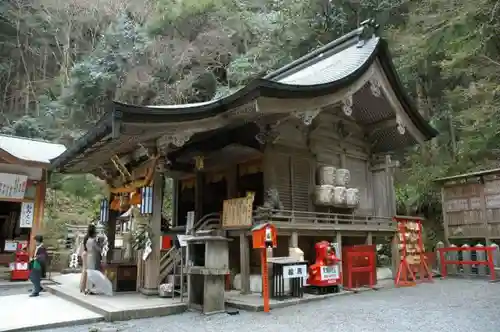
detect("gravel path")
(45, 279), (500, 332)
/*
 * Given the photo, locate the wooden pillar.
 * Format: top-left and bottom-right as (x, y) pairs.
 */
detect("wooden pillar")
(478, 177), (490, 245)
(227, 165), (238, 199)
(366, 232), (373, 245)
(172, 179), (179, 227)
(106, 209), (118, 263)
(339, 151), (347, 168)
(239, 232), (251, 294)
(391, 233), (400, 279)
(441, 187), (450, 247)
(291, 232), (298, 247)
(335, 232), (342, 287)
(30, 171), (47, 256)
(194, 171), (204, 222)
(140, 170), (164, 295)
(384, 155), (397, 216)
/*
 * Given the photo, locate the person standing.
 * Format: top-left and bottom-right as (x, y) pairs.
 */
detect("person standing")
(29, 235), (47, 297)
(84, 224), (102, 295)
(78, 235), (88, 293)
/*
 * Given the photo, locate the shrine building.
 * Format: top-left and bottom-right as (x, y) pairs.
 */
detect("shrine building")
(50, 22), (437, 295)
(0, 134), (66, 268)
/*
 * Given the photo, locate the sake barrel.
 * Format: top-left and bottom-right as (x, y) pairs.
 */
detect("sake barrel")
(335, 168), (351, 186)
(314, 185), (334, 206)
(332, 186), (347, 205)
(346, 188), (360, 207)
(316, 166), (336, 185)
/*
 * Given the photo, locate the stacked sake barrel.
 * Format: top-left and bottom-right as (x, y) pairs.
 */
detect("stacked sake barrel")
(314, 166), (360, 208)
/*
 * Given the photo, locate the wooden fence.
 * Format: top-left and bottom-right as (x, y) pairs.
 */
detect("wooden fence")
(435, 242), (500, 278)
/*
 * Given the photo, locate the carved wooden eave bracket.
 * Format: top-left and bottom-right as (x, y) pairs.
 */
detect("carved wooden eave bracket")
(293, 109), (321, 126)
(369, 76), (382, 98)
(255, 120), (281, 145)
(107, 156), (159, 194)
(342, 95), (354, 116)
(157, 132), (193, 149)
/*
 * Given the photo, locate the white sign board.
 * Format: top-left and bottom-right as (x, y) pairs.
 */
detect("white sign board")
(320, 265), (340, 281)
(19, 202), (34, 228)
(282, 264), (308, 279)
(0, 173), (28, 200)
(4, 241), (17, 252)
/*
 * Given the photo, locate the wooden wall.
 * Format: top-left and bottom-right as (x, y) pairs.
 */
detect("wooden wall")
(262, 106), (391, 216)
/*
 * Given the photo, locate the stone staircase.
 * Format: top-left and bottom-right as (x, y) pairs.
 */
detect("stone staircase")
(158, 212), (222, 287)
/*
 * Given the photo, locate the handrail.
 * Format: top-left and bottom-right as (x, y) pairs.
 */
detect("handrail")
(267, 209), (394, 225)
(159, 212), (222, 285)
(192, 212), (221, 232)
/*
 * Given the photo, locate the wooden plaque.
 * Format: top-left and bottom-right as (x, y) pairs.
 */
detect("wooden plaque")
(222, 193), (255, 229)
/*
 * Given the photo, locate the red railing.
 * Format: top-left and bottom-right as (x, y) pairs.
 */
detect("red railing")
(343, 245), (376, 289)
(438, 246), (496, 281)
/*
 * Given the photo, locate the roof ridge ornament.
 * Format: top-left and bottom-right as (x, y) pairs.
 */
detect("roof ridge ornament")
(357, 18), (380, 47)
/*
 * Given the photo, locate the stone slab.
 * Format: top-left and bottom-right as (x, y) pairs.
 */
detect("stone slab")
(48, 274), (187, 321)
(225, 279), (396, 312)
(0, 293), (103, 332)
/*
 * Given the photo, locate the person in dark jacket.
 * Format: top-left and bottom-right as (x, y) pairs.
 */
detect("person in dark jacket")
(29, 235), (47, 297)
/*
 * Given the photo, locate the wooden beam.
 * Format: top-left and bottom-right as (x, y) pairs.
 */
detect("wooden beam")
(168, 124), (259, 162)
(364, 117), (396, 133)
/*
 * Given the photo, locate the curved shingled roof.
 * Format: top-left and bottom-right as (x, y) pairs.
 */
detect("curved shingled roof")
(51, 23), (438, 172)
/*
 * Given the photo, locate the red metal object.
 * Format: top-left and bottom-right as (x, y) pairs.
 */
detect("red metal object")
(307, 241), (342, 287)
(11, 249), (30, 281)
(342, 245), (376, 289)
(438, 246), (496, 281)
(161, 236), (172, 250)
(394, 217), (433, 287)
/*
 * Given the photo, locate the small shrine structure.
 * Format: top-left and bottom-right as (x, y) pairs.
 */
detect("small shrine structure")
(51, 21), (437, 296)
(0, 134), (66, 264)
(435, 168), (500, 245)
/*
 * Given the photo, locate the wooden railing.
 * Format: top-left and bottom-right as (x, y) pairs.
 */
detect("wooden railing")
(267, 209), (395, 230)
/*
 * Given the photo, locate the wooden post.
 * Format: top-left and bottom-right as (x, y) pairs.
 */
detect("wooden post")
(172, 179), (179, 227)
(441, 187), (450, 247)
(227, 165), (237, 199)
(106, 209), (118, 263)
(240, 232), (250, 294)
(194, 171), (204, 222)
(140, 170), (164, 295)
(291, 232), (298, 247)
(366, 232), (373, 245)
(391, 233), (400, 279)
(335, 232), (343, 288)
(478, 178), (490, 245)
(30, 171), (47, 256)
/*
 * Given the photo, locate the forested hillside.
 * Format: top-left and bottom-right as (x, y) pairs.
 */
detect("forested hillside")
(1, 0), (499, 239)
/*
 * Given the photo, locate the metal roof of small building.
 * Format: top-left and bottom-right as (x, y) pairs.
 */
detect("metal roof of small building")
(0, 134), (66, 165)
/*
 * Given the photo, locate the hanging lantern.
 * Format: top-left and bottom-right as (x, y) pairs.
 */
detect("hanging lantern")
(100, 199), (109, 224)
(140, 186), (154, 215)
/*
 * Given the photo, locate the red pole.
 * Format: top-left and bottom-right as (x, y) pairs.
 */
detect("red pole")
(261, 248), (270, 312)
(439, 249), (447, 278)
(487, 249), (496, 281)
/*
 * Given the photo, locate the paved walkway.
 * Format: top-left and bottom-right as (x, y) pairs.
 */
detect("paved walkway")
(46, 279), (500, 332)
(0, 291), (102, 331)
